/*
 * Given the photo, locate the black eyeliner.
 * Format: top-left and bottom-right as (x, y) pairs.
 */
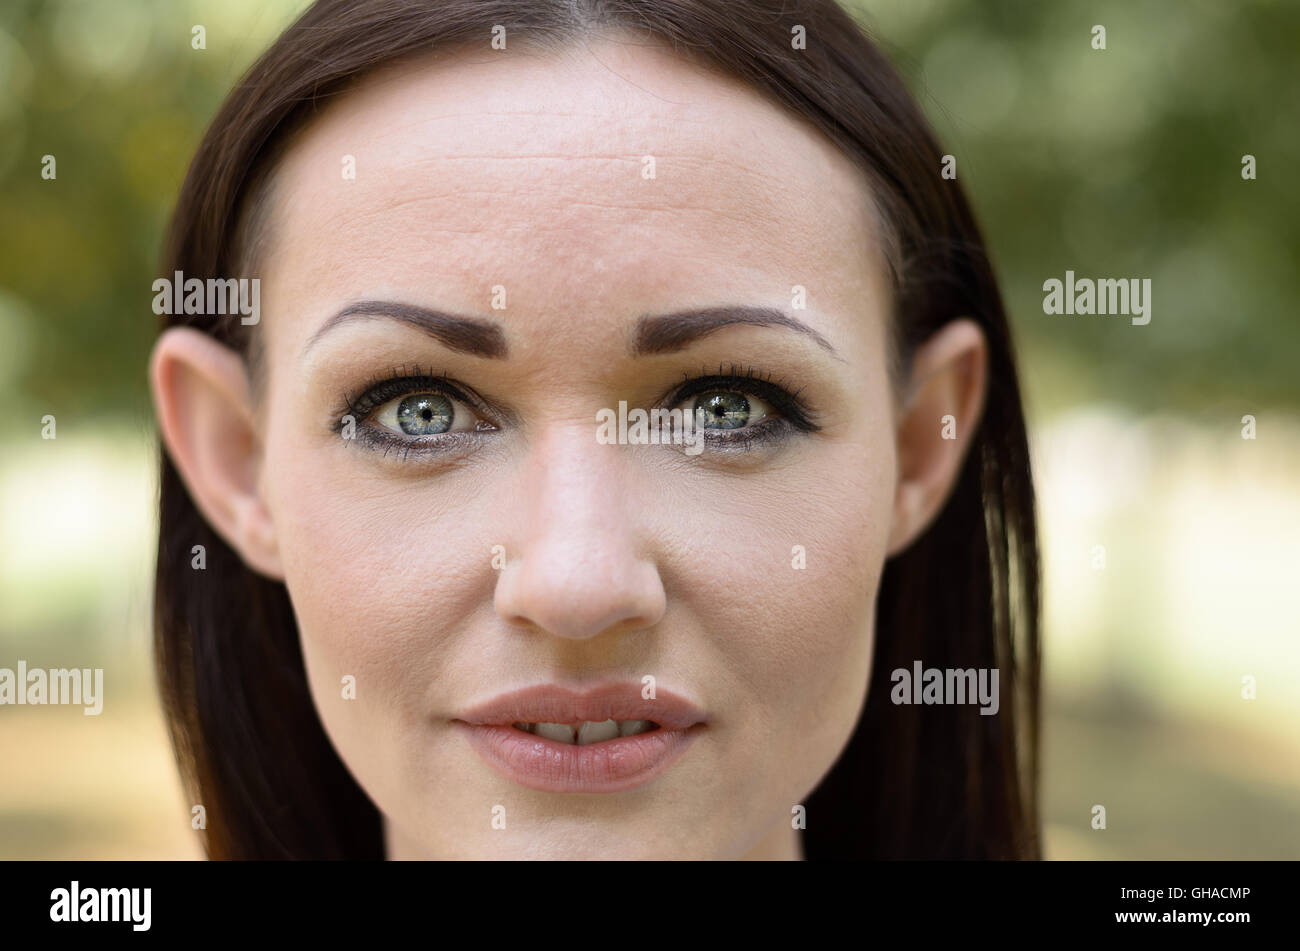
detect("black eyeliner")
(667, 363), (822, 434)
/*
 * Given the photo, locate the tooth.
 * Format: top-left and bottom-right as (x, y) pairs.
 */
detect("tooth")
(577, 719), (620, 745)
(533, 722), (576, 744)
(511, 722), (533, 733)
(618, 720), (651, 737)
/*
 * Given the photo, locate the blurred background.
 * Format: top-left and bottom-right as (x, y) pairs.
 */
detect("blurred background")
(1, 0), (1297, 859)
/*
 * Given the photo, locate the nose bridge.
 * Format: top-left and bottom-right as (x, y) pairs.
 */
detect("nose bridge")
(524, 417), (629, 544)
(493, 418), (666, 640)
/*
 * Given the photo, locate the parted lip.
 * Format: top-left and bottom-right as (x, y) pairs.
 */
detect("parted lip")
(452, 682), (708, 732)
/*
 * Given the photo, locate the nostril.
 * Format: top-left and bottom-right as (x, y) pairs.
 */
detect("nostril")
(492, 547), (667, 640)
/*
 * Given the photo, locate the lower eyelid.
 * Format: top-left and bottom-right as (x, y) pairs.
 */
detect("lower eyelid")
(705, 416), (789, 442)
(349, 426), (488, 461)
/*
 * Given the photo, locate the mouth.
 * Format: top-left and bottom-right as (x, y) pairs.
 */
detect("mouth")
(452, 683), (706, 793)
(507, 719), (659, 744)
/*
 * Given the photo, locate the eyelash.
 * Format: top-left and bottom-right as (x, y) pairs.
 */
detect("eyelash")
(330, 362), (820, 460)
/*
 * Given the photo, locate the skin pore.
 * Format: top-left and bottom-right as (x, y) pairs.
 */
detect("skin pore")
(150, 34), (986, 859)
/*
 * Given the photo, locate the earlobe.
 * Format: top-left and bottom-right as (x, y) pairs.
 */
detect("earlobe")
(885, 318), (988, 557)
(149, 327), (283, 579)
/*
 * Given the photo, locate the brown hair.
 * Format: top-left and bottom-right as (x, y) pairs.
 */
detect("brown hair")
(156, 0), (1040, 859)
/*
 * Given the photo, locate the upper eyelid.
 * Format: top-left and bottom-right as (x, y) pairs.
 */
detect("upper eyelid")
(672, 363), (805, 396)
(668, 374), (790, 398)
(665, 379), (778, 415)
(342, 373), (512, 425)
(344, 369), (796, 405)
(664, 372), (812, 417)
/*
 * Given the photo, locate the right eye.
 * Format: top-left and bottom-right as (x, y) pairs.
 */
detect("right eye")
(372, 390), (485, 437)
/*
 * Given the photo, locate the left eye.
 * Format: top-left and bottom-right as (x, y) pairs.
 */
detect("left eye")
(373, 392), (483, 436)
(674, 389), (774, 430)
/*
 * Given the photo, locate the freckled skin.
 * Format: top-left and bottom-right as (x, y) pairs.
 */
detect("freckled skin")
(254, 36), (899, 859)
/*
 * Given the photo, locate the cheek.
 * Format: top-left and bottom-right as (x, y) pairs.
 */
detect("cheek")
(259, 430), (495, 751)
(666, 419), (896, 804)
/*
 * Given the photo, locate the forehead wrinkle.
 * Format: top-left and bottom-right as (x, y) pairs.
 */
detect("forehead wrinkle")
(286, 172), (811, 254)
(372, 110), (724, 144)
(293, 59), (854, 188)
(286, 141), (847, 240)
(290, 195), (815, 281)
(308, 114), (832, 199)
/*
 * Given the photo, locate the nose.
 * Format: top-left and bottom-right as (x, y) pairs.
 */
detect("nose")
(493, 422), (667, 640)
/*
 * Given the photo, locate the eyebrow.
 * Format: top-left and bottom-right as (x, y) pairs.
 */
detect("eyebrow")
(631, 306), (838, 356)
(302, 301), (838, 360)
(304, 301), (509, 359)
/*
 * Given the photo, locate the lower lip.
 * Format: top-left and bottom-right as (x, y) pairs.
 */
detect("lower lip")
(455, 722), (702, 793)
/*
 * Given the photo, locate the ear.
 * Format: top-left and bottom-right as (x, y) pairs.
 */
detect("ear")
(149, 327), (283, 579)
(886, 318), (988, 557)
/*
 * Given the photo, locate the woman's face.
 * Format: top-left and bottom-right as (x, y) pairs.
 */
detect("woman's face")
(161, 37), (972, 859)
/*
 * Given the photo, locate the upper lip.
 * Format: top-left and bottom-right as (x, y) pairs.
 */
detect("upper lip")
(454, 682), (708, 731)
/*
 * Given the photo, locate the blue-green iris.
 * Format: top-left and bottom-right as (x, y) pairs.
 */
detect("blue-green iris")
(396, 394), (454, 435)
(694, 391), (750, 429)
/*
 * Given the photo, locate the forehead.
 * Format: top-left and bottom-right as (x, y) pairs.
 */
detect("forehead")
(259, 35), (888, 356)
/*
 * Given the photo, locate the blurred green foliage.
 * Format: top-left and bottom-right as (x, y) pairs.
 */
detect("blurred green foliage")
(0, 0), (302, 425)
(860, 0), (1300, 415)
(0, 0), (1296, 426)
